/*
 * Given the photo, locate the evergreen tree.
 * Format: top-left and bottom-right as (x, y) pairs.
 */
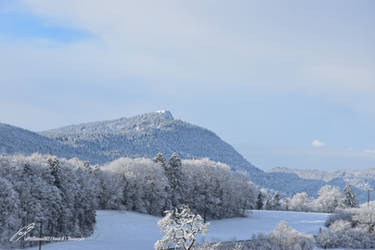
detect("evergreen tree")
(48, 158), (61, 189)
(256, 192), (264, 210)
(272, 191), (281, 210)
(166, 153), (184, 208)
(343, 184), (359, 208)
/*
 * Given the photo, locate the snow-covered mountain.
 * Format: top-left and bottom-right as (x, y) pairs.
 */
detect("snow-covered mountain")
(40, 110), (262, 176)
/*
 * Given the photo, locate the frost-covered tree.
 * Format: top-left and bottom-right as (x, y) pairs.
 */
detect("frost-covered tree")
(261, 191), (282, 211)
(263, 193), (273, 210)
(289, 192), (312, 212)
(343, 184), (359, 208)
(270, 221), (314, 250)
(314, 185), (344, 213)
(317, 205), (375, 249)
(155, 205), (209, 250)
(354, 205), (375, 233)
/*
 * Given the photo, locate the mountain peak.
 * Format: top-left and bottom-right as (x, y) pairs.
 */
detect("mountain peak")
(154, 110), (173, 120)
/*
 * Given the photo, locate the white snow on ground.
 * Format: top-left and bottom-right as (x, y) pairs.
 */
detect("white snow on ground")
(21, 210), (329, 250)
(204, 210), (329, 242)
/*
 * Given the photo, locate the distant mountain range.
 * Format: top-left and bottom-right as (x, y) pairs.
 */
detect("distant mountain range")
(270, 167), (375, 202)
(270, 167), (375, 188)
(1, 110), (372, 201)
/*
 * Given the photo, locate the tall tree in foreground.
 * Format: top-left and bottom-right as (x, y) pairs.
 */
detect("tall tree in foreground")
(154, 205), (209, 250)
(343, 184), (359, 208)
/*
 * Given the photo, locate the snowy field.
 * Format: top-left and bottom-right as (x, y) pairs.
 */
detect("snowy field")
(22, 210), (329, 250)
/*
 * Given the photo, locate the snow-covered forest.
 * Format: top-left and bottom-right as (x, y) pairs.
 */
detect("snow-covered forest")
(1, 152), (374, 249)
(0, 154), (98, 248)
(0, 153), (257, 248)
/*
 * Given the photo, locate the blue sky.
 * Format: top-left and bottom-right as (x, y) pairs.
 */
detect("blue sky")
(1, 0), (374, 170)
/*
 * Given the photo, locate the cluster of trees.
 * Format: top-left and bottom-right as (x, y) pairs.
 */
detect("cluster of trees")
(98, 154), (257, 220)
(0, 154), (98, 248)
(257, 184), (359, 213)
(194, 221), (314, 250)
(1, 153), (257, 248)
(317, 203), (375, 248)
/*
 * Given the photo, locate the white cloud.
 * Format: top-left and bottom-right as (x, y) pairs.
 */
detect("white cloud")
(312, 139), (325, 148)
(364, 149), (375, 154)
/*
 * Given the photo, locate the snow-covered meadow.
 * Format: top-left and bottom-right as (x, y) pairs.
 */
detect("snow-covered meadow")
(22, 210), (329, 250)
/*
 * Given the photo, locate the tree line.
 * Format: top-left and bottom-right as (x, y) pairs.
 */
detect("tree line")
(256, 184), (359, 213)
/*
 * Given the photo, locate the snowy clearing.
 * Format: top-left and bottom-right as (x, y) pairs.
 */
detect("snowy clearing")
(22, 210), (329, 250)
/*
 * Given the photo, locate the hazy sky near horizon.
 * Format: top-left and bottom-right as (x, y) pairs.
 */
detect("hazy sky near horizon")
(1, 0), (374, 171)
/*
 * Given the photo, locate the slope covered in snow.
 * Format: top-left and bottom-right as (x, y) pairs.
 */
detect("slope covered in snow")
(40, 111), (262, 175)
(0, 122), (59, 155)
(22, 210), (329, 250)
(0, 122), (97, 162)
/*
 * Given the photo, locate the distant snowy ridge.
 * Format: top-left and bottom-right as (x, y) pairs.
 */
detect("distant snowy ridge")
(270, 167), (375, 202)
(270, 167), (375, 187)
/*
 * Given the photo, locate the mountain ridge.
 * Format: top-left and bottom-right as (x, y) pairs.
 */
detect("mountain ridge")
(39, 111), (263, 177)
